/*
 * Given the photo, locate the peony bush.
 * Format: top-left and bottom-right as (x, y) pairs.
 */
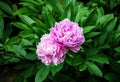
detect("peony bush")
(0, 0), (120, 82)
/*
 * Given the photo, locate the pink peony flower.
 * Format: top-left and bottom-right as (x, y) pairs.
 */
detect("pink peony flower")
(36, 34), (67, 65)
(50, 19), (85, 52)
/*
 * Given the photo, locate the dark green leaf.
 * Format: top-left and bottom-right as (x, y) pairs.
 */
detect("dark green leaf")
(86, 47), (100, 57)
(105, 17), (117, 34)
(19, 15), (35, 25)
(86, 61), (102, 77)
(115, 47), (120, 52)
(21, 39), (32, 46)
(0, 9), (5, 16)
(99, 14), (114, 27)
(66, 55), (83, 66)
(98, 33), (107, 45)
(83, 26), (94, 34)
(13, 7), (37, 15)
(63, 0), (72, 8)
(85, 32), (101, 38)
(13, 45), (27, 57)
(0, 17), (4, 39)
(9, 57), (20, 63)
(67, 52), (74, 58)
(35, 65), (50, 82)
(97, 7), (104, 16)
(47, 14), (56, 27)
(12, 22), (32, 30)
(32, 17), (47, 29)
(22, 65), (34, 78)
(74, 5), (88, 22)
(6, 36), (20, 45)
(87, 55), (109, 64)
(105, 73), (120, 82)
(51, 63), (64, 76)
(0, 1), (12, 15)
(109, 59), (120, 73)
(48, 0), (63, 14)
(85, 9), (98, 26)
(20, 1), (39, 6)
(3, 23), (12, 42)
(24, 52), (37, 60)
(14, 63), (31, 70)
(80, 17), (87, 26)
(75, 6), (88, 17)
(79, 63), (87, 71)
(101, 44), (110, 49)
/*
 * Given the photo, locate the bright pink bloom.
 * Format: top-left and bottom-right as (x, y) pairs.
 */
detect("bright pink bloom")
(50, 19), (85, 52)
(36, 34), (67, 65)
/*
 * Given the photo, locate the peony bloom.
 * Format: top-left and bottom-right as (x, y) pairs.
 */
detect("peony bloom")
(36, 34), (67, 65)
(50, 19), (85, 52)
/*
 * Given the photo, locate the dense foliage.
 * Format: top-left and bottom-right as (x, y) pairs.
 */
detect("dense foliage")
(0, 0), (120, 82)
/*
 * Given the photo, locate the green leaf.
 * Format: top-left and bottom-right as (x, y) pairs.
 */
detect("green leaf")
(85, 9), (98, 26)
(97, 7), (104, 16)
(0, 9), (5, 16)
(24, 52), (37, 60)
(63, 0), (72, 8)
(51, 63), (64, 76)
(105, 73), (120, 82)
(19, 1), (39, 6)
(80, 17), (87, 26)
(21, 39), (32, 46)
(99, 14), (114, 27)
(2, 23), (12, 42)
(14, 63), (31, 70)
(0, 17), (4, 39)
(86, 61), (102, 77)
(47, 14), (56, 27)
(13, 45), (27, 57)
(9, 57), (20, 63)
(109, 59), (120, 73)
(85, 32), (101, 38)
(67, 52), (74, 58)
(0, 1), (12, 15)
(74, 5), (86, 22)
(22, 65), (34, 78)
(19, 15), (35, 25)
(12, 22), (32, 30)
(66, 55), (83, 66)
(48, 0), (63, 14)
(101, 44), (110, 49)
(110, 0), (119, 9)
(86, 47), (100, 57)
(98, 33), (107, 45)
(35, 65), (50, 82)
(105, 17), (117, 34)
(66, 6), (71, 19)
(19, 31), (37, 39)
(13, 7), (37, 15)
(87, 55), (109, 64)
(79, 63), (87, 71)
(74, 11), (82, 22)
(32, 17), (47, 29)
(83, 26), (94, 34)
(115, 47), (120, 52)
(32, 26), (47, 34)
(6, 36), (20, 45)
